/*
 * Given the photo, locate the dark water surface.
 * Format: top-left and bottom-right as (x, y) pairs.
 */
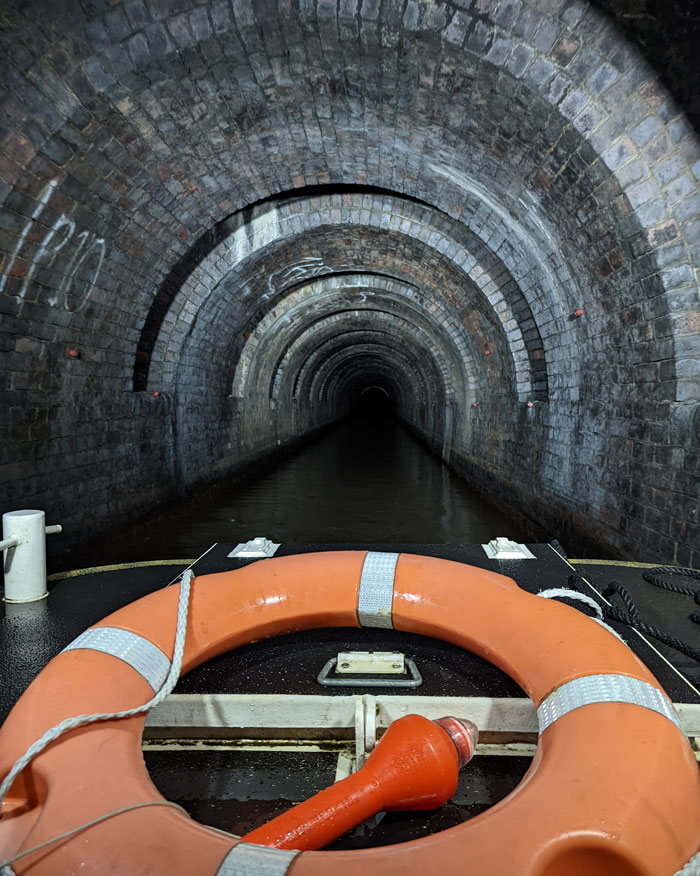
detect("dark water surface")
(118, 416), (526, 561)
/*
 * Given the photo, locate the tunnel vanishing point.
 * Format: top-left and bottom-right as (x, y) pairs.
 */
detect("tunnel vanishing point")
(0, 0), (699, 567)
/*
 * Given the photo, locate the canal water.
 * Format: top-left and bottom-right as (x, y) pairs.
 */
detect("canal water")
(118, 411), (526, 562)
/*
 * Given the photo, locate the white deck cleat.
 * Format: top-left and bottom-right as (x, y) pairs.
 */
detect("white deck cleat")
(483, 537), (535, 559)
(228, 537), (281, 558)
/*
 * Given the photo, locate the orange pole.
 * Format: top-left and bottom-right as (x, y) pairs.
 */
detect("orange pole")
(242, 715), (478, 851)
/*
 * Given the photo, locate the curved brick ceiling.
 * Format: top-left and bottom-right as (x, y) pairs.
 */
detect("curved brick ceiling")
(0, 0), (698, 565)
(591, 0), (700, 134)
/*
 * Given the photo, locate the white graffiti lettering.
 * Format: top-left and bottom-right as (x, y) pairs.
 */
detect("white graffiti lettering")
(60, 230), (106, 312)
(0, 178), (59, 295)
(267, 256), (332, 295)
(1, 178), (107, 312)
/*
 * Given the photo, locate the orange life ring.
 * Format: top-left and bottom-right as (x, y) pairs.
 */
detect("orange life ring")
(1, 551), (699, 876)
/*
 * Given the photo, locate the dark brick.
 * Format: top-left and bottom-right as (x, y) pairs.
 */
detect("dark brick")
(0, 0), (695, 571)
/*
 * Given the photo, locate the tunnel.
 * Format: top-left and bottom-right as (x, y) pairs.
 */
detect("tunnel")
(1, 0), (699, 567)
(351, 386), (394, 418)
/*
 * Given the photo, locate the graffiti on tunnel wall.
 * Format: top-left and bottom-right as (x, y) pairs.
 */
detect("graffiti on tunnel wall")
(0, 178), (107, 312)
(267, 256), (333, 296)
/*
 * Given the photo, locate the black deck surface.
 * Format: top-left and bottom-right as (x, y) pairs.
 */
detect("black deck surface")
(141, 747), (532, 844)
(188, 542), (699, 704)
(1, 543), (698, 724)
(573, 561), (700, 690)
(2, 543), (698, 851)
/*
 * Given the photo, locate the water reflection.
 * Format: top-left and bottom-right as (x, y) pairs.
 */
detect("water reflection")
(121, 413), (526, 560)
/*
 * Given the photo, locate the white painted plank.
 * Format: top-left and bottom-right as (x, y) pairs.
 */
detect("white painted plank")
(147, 693), (699, 738)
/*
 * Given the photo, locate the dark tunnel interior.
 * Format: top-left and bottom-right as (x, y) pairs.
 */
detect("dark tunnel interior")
(0, 0), (698, 567)
(352, 386), (394, 418)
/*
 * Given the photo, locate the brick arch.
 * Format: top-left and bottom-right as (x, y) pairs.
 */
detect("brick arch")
(231, 274), (479, 407)
(0, 0), (698, 564)
(157, 191), (547, 407)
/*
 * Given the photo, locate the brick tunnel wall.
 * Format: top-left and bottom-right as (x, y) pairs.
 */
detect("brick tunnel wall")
(0, 0), (699, 566)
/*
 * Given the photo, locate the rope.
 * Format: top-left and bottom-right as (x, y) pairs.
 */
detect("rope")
(0, 564), (696, 874)
(602, 580), (700, 663)
(643, 566), (700, 625)
(541, 577), (699, 874)
(548, 539), (568, 559)
(536, 588), (626, 643)
(644, 565), (700, 594)
(551, 568), (699, 873)
(567, 573), (700, 663)
(0, 569), (194, 867)
(0, 800), (189, 875)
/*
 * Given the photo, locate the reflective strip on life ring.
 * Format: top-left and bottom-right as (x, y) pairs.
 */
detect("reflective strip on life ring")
(537, 672), (681, 733)
(1, 550), (699, 876)
(61, 627), (171, 693)
(357, 551), (399, 628)
(216, 844), (299, 875)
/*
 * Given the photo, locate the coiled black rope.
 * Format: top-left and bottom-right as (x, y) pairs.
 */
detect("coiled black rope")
(549, 539), (568, 560)
(643, 566), (700, 624)
(567, 572), (700, 663)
